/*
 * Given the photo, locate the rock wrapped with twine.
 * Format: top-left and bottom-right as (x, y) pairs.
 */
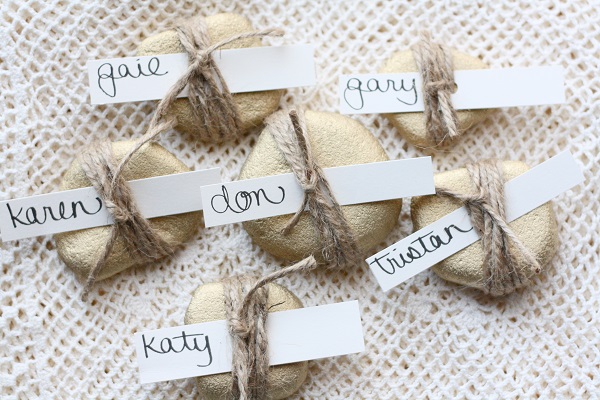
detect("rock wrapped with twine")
(264, 109), (362, 270)
(221, 256), (318, 400)
(167, 16), (283, 142)
(77, 19), (282, 300)
(138, 14), (283, 143)
(436, 160), (542, 296)
(77, 141), (176, 301)
(411, 31), (460, 147)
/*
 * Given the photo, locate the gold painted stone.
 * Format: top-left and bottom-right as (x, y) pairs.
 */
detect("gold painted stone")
(239, 110), (402, 264)
(185, 281), (308, 400)
(137, 13), (283, 142)
(379, 49), (491, 148)
(54, 141), (202, 281)
(411, 161), (559, 291)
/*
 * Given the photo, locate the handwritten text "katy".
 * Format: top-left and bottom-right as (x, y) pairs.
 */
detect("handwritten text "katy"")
(142, 331), (213, 368)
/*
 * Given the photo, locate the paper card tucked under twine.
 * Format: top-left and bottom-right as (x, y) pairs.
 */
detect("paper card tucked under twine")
(139, 15), (284, 143)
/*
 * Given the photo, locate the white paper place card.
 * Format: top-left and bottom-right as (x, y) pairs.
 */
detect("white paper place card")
(200, 157), (435, 228)
(135, 300), (364, 384)
(88, 44), (316, 105)
(339, 66), (565, 114)
(0, 168), (221, 242)
(367, 151), (584, 292)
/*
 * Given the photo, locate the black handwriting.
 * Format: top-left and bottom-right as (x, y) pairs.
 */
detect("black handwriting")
(142, 331), (213, 367)
(6, 198), (103, 229)
(369, 224), (474, 275)
(97, 57), (168, 97)
(343, 77), (418, 110)
(210, 185), (286, 214)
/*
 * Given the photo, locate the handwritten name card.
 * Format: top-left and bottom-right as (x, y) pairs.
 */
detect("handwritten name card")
(200, 157), (435, 227)
(366, 151), (584, 292)
(88, 44), (316, 104)
(339, 66), (565, 114)
(0, 168), (221, 242)
(135, 301), (365, 384)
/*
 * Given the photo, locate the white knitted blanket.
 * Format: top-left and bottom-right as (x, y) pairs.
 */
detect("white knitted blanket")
(1, 1), (598, 398)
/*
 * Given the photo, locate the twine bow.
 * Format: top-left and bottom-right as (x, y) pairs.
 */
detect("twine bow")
(436, 160), (541, 296)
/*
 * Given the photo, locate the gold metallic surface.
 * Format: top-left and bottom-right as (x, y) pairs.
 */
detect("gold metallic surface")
(411, 161), (559, 290)
(239, 110), (402, 264)
(54, 141), (202, 281)
(380, 49), (491, 148)
(185, 282), (307, 400)
(137, 13), (282, 141)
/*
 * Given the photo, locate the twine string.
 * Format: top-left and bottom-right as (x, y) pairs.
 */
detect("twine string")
(412, 31), (459, 146)
(436, 160), (541, 296)
(265, 109), (361, 269)
(223, 256), (318, 399)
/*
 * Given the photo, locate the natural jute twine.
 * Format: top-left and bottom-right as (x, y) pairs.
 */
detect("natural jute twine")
(173, 16), (283, 142)
(265, 109), (361, 269)
(222, 256), (318, 400)
(78, 18), (282, 300)
(412, 31), (459, 147)
(436, 160), (542, 296)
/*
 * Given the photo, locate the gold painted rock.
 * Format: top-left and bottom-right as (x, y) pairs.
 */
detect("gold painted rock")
(411, 161), (558, 291)
(185, 281), (307, 400)
(55, 141), (202, 281)
(379, 49), (491, 148)
(137, 13), (283, 142)
(240, 110), (402, 264)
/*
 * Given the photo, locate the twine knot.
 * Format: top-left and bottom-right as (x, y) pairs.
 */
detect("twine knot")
(424, 80), (457, 94)
(265, 109), (361, 269)
(437, 160), (542, 296)
(412, 31), (459, 147)
(78, 141), (174, 301)
(168, 17), (284, 143)
(222, 256), (318, 400)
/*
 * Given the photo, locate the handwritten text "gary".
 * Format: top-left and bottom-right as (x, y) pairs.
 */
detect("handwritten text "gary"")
(343, 77), (418, 111)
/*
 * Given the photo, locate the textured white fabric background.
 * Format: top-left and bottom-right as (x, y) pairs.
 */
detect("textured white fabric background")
(1, 1), (599, 398)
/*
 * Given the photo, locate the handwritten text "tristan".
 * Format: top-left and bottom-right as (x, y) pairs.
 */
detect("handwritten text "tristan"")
(369, 224), (473, 275)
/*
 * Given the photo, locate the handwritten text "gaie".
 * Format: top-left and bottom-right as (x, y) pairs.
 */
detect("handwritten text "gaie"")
(97, 57), (168, 98)
(343, 77), (418, 111)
